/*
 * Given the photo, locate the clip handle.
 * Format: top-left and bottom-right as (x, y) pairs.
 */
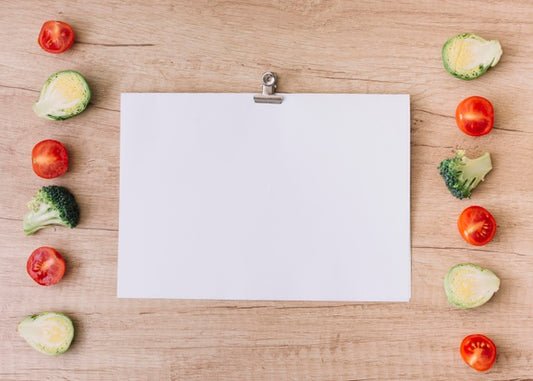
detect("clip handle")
(261, 72), (277, 96)
(254, 71), (283, 104)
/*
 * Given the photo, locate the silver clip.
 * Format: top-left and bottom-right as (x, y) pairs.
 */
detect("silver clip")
(254, 72), (283, 104)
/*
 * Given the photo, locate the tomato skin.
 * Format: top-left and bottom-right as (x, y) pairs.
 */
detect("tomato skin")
(460, 334), (496, 372)
(455, 96), (494, 136)
(26, 247), (66, 286)
(457, 206), (496, 246)
(38, 21), (74, 54)
(32, 139), (69, 179)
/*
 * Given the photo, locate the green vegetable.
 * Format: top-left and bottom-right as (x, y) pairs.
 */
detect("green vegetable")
(23, 185), (80, 235)
(442, 33), (502, 80)
(33, 70), (91, 120)
(444, 263), (500, 309)
(438, 150), (492, 199)
(18, 312), (74, 355)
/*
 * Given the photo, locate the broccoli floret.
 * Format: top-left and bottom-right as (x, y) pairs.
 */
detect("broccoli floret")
(438, 150), (492, 199)
(23, 186), (80, 235)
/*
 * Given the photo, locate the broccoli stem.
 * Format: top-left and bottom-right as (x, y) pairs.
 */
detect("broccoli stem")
(23, 202), (63, 235)
(461, 152), (492, 190)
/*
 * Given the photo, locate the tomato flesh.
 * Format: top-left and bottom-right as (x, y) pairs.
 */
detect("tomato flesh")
(32, 139), (69, 179)
(27, 247), (66, 286)
(457, 206), (496, 246)
(460, 334), (496, 372)
(38, 21), (74, 54)
(455, 96), (494, 136)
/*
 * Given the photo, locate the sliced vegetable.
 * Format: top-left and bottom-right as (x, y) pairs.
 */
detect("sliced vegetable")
(444, 263), (500, 309)
(38, 20), (74, 54)
(18, 312), (74, 355)
(438, 150), (492, 199)
(460, 334), (496, 372)
(458, 206), (496, 246)
(32, 139), (69, 179)
(23, 185), (80, 235)
(33, 70), (91, 120)
(442, 33), (502, 80)
(27, 247), (66, 286)
(456, 96), (494, 136)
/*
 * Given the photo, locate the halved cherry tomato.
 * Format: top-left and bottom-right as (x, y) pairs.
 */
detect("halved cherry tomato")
(460, 334), (496, 372)
(27, 247), (66, 286)
(38, 21), (74, 54)
(457, 206), (496, 246)
(456, 96), (494, 136)
(32, 139), (69, 179)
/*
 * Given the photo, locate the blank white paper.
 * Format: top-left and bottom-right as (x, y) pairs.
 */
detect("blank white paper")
(118, 93), (410, 301)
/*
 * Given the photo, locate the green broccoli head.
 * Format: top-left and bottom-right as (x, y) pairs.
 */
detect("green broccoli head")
(23, 186), (80, 235)
(438, 150), (492, 199)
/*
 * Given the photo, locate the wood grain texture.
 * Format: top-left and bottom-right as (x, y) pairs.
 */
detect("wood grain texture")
(1, 0), (533, 379)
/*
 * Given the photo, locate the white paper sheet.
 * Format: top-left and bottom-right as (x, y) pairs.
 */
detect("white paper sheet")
(118, 93), (410, 301)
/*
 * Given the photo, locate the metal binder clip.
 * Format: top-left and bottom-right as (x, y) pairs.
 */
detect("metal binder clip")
(254, 72), (283, 104)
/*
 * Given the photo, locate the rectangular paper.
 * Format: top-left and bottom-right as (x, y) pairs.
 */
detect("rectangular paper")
(118, 93), (411, 301)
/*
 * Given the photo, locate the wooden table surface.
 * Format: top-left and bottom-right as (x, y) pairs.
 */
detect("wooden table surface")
(2, 1), (533, 380)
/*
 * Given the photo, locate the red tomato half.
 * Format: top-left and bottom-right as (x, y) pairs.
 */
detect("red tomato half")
(38, 21), (74, 54)
(455, 96), (494, 136)
(457, 206), (496, 246)
(27, 247), (66, 286)
(460, 334), (497, 372)
(32, 139), (69, 179)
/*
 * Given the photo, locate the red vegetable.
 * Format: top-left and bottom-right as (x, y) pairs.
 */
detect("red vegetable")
(457, 205), (496, 246)
(460, 334), (497, 372)
(38, 21), (74, 54)
(455, 96), (494, 136)
(27, 247), (66, 286)
(32, 139), (69, 179)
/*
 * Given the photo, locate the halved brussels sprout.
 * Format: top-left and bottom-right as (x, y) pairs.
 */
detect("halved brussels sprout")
(442, 33), (502, 80)
(33, 70), (91, 120)
(444, 263), (500, 309)
(18, 312), (74, 355)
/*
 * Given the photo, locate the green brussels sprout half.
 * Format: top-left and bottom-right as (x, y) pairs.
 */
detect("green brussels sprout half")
(33, 70), (91, 120)
(442, 33), (502, 80)
(444, 263), (500, 309)
(18, 312), (74, 355)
